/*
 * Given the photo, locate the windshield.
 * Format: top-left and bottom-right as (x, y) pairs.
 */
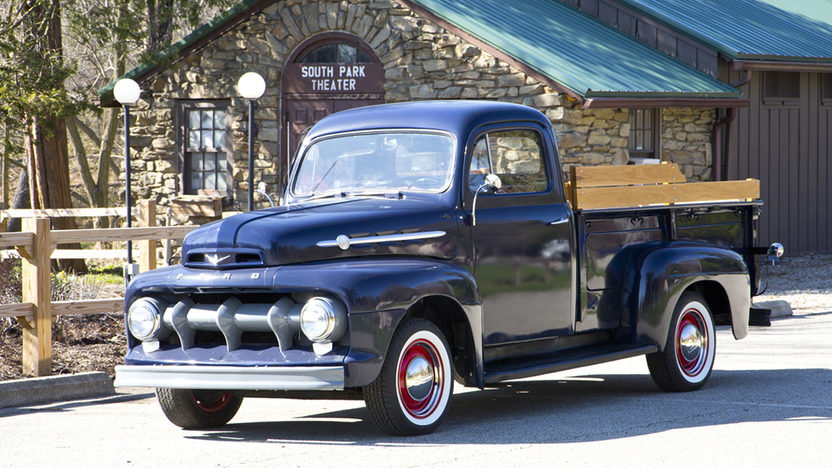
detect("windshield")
(292, 131), (455, 198)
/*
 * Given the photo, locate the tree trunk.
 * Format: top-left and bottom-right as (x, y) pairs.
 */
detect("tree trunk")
(23, 0), (86, 273)
(146, 0), (174, 55)
(7, 168), (30, 233)
(2, 124), (8, 210)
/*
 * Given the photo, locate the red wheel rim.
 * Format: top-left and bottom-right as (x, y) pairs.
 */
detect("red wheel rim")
(191, 390), (233, 413)
(397, 339), (444, 419)
(675, 307), (709, 377)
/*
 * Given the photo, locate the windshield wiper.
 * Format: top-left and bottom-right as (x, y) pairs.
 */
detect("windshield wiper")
(310, 159), (340, 193)
(303, 192), (347, 201)
(345, 191), (405, 199)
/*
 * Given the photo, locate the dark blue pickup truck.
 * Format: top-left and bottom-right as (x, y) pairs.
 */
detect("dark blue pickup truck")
(115, 101), (781, 435)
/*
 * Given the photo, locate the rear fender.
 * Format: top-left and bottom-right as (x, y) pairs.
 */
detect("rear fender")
(623, 242), (751, 350)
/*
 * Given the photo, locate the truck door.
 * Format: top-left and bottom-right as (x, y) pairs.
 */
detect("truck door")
(465, 124), (575, 350)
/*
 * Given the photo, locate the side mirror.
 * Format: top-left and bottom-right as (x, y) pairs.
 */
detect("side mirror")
(472, 174), (502, 227)
(256, 182), (276, 207)
(483, 173), (502, 192)
(766, 242), (784, 265)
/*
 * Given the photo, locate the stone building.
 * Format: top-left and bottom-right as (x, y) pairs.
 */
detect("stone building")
(101, 0), (832, 252)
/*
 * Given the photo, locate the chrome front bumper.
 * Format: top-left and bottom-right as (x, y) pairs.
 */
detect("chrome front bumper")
(114, 364), (344, 391)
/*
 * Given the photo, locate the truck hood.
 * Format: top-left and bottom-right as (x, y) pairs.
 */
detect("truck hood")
(180, 196), (459, 268)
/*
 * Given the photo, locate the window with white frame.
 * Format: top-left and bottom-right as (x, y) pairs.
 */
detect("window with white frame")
(182, 102), (230, 195)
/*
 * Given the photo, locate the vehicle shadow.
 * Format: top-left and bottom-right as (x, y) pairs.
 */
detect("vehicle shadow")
(0, 391), (154, 418)
(184, 367), (832, 445)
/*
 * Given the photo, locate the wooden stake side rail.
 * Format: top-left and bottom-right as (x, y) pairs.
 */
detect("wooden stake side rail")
(568, 164), (761, 211)
(571, 163), (687, 187)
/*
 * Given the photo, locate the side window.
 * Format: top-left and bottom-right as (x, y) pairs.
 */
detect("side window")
(628, 108), (660, 161)
(763, 71), (800, 104)
(822, 73), (832, 106)
(468, 129), (548, 193)
(183, 103), (230, 195)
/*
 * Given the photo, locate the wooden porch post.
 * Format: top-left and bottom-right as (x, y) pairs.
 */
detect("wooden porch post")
(139, 200), (157, 273)
(21, 217), (52, 376)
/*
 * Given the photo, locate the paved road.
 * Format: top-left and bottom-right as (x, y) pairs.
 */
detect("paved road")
(2, 312), (830, 468)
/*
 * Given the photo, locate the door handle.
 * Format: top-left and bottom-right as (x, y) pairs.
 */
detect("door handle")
(549, 217), (569, 226)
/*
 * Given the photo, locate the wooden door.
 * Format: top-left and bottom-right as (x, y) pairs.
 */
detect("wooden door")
(285, 99), (332, 166)
(282, 98), (383, 192)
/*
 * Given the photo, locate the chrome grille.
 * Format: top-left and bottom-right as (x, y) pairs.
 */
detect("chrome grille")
(160, 297), (302, 352)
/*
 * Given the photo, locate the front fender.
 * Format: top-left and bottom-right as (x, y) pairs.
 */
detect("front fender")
(624, 242), (751, 350)
(274, 258), (482, 387)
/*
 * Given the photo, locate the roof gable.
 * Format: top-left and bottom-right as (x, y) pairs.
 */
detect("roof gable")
(620, 0), (832, 62)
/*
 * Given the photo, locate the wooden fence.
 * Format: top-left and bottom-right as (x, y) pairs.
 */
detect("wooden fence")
(0, 201), (198, 377)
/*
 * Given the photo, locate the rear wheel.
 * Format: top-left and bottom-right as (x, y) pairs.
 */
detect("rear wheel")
(364, 318), (453, 435)
(155, 388), (243, 429)
(646, 292), (716, 392)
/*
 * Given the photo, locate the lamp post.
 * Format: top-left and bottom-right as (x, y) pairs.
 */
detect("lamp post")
(113, 78), (141, 281)
(237, 72), (266, 211)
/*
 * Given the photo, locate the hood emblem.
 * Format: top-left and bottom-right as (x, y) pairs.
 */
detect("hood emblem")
(206, 254), (232, 265)
(336, 235), (351, 250)
(317, 231), (446, 250)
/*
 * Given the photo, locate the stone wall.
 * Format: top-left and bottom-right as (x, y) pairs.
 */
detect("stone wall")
(127, 0), (716, 210)
(662, 107), (715, 180)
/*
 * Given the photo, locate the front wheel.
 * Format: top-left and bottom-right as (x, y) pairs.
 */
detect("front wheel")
(364, 318), (453, 435)
(155, 388), (243, 429)
(646, 292), (716, 392)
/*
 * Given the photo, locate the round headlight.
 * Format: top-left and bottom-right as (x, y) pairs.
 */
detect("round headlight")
(299, 297), (346, 343)
(128, 298), (163, 341)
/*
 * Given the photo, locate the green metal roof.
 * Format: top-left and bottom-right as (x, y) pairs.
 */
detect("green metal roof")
(620, 0), (832, 62)
(409, 0), (740, 99)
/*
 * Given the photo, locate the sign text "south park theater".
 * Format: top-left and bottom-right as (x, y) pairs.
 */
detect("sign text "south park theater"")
(300, 65), (366, 92)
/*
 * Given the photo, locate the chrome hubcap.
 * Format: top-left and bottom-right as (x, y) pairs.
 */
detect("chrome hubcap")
(398, 338), (445, 420)
(679, 323), (702, 362)
(405, 355), (434, 401)
(676, 306), (711, 378)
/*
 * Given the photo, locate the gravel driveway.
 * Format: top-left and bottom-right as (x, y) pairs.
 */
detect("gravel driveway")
(755, 252), (832, 314)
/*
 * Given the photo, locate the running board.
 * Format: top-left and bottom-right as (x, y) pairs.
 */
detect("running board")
(484, 343), (657, 385)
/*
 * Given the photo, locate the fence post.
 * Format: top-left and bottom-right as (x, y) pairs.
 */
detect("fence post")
(21, 217), (52, 376)
(139, 200), (157, 273)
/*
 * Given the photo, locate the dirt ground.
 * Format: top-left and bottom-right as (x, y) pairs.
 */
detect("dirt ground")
(0, 314), (125, 380)
(0, 267), (127, 381)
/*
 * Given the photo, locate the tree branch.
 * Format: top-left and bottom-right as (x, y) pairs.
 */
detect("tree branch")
(66, 117), (98, 206)
(71, 115), (101, 147)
